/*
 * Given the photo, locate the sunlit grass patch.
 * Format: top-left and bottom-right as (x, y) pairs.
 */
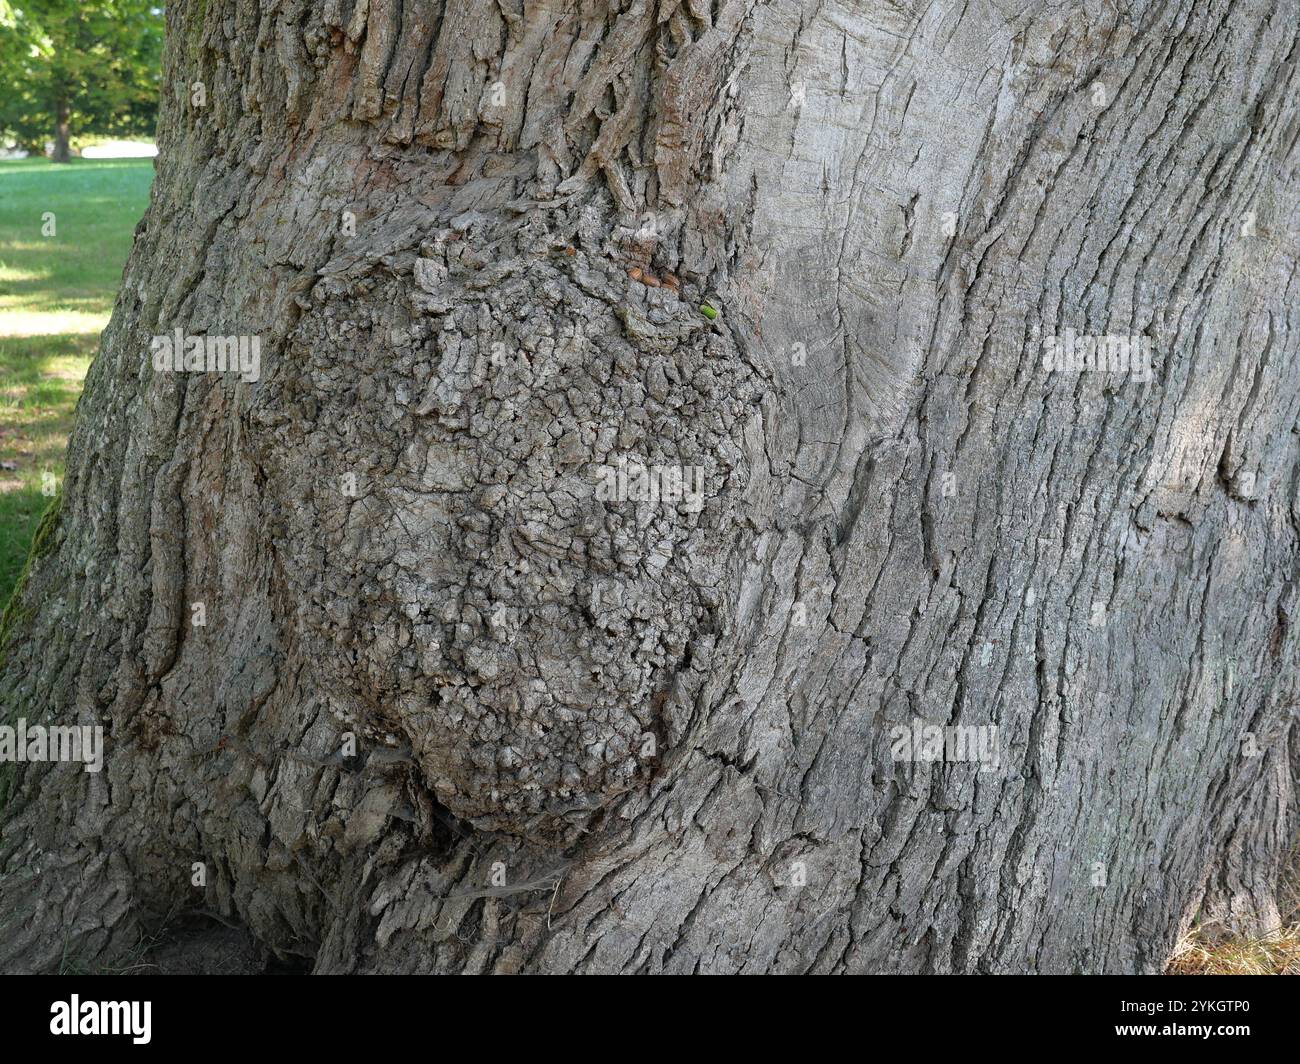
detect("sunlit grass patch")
(0, 157), (153, 600)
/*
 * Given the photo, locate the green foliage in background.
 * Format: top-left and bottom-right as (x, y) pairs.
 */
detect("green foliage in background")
(0, 1), (164, 157)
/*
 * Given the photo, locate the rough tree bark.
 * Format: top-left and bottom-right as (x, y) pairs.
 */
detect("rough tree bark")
(2, 0), (1298, 974)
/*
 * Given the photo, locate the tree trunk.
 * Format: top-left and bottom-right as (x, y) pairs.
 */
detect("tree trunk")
(51, 99), (71, 163)
(2, 0), (1298, 975)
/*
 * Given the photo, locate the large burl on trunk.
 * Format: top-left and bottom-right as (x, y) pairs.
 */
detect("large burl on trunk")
(2, 0), (1299, 974)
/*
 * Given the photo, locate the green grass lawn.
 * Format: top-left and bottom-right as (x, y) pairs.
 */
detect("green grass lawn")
(0, 157), (154, 600)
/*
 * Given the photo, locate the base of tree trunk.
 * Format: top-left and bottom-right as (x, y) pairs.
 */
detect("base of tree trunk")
(2, 0), (1298, 975)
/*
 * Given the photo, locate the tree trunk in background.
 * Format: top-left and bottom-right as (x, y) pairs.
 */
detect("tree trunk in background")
(2, 0), (1298, 974)
(51, 99), (71, 163)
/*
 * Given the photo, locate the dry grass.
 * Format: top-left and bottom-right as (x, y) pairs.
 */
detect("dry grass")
(1167, 854), (1299, 975)
(1167, 923), (1300, 975)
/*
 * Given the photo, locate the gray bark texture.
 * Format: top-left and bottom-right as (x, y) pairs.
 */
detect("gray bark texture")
(2, 0), (1299, 974)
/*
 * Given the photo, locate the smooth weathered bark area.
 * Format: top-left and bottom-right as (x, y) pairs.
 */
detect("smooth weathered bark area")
(2, 0), (1299, 974)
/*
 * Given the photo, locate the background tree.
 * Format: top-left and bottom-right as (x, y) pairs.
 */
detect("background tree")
(1, 0), (1297, 973)
(0, 0), (163, 160)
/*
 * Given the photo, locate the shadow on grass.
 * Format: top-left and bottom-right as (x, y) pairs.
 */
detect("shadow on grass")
(0, 333), (98, 599)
